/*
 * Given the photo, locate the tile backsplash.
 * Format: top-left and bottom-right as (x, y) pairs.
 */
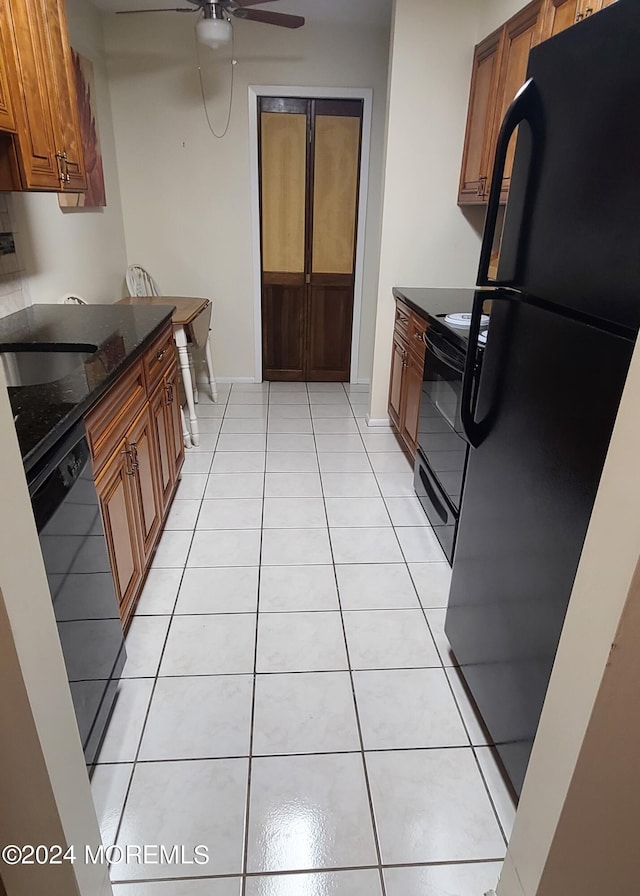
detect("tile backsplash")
(0, 193), (27, 318)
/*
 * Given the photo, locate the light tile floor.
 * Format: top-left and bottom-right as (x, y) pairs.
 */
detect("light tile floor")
(93, 382), (514, 896)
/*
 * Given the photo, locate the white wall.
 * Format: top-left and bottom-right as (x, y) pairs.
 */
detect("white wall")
(103, 12), (390, 381)
(368, 0), (534, 419)
(368, 0), (484, 419)
(8, 0), (127, 307)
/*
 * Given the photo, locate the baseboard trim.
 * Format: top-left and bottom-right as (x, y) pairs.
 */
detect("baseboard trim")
(365, 415), (391, 427)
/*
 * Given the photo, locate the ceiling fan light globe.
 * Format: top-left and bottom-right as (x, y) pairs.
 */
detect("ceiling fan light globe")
(196, 17), (232, 48)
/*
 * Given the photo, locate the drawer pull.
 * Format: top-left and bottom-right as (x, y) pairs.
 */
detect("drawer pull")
(156, 348), (166, 362)
(165, 382), (174, 405)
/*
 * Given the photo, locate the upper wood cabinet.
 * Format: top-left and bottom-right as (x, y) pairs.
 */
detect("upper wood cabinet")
(458, 30), (503, 204)
(459, 1), (541, 205)
(539, 0), (616, 39)
(0, 0), (86, 191)
(459, 0), (616, 205)
(0, 8), (18, 134)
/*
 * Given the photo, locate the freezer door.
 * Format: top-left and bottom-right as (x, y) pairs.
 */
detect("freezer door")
(496, 0), (640, 329)
(445, 295), (634, 795)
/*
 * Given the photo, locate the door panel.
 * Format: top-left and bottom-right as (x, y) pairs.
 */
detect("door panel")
(128, 405), (160, 562)
(388, 334), (406, 429)
(260, 111), (307, 275)
(540, 0), (584, 39)
(259, 97), (363, 381)
(307, 282), (354, 381)
(262, 282), (305, 380)
(312, 115), (360, 275)
(459, 31), (502, 203)
(96, 444), (142, 616)
(151, 380), (173, 512)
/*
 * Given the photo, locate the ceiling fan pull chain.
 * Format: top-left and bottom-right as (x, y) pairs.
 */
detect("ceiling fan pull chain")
(195, 19), (235, 140)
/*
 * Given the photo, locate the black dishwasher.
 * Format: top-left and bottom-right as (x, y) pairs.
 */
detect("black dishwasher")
(28, 421), (126, 770)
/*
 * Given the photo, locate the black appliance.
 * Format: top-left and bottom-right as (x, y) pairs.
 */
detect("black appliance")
(445, 0), (640, 798)
(413, 309), (485, 563)
(28, 421), (126, 770)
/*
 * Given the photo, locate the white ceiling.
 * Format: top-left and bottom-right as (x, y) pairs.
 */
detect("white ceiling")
(92, 0), (393, 27)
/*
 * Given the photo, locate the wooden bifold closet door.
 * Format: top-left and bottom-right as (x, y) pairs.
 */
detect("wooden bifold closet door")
(259, 97), (363, 381)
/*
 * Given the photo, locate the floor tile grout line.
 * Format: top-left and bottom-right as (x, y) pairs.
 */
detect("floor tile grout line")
(471, 746), (512, 848)
(112, 855), (505, 887)
(240, 380), (270, 895)
(317, 401), (388, 896)
(95, 743), (493, 768)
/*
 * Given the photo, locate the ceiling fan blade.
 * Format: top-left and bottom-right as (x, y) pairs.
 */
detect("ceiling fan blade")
(231, 0), (282, 6)
(115, 7), (197, 13)
(232, 8), (305, 27)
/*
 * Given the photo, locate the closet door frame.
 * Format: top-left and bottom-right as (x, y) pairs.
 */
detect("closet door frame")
(249, 85), (373, 384)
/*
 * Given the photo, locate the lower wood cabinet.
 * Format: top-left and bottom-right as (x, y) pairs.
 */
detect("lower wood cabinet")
(388, 299), (426, 460)
(95, 440), (143, 621)
(86, 324), (184, 627)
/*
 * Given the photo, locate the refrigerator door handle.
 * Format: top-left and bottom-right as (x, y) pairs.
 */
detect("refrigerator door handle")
(478, 78), (543, 287)
(461, 290), (519, 448)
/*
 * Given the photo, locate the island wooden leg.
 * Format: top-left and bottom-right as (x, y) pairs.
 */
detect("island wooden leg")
(205, 335), (218, 402)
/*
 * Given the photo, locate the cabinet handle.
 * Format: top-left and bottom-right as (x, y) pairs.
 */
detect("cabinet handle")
(156, 349), (166, 362)
(123, 446), (135, 475)
(55, 151), (66, 185)
(398, 315), (409, 325)
(165, 382), (174, 405)
(585, 6), (594, 14)
(575, 11), (584, 20)
(129, 442), (139, 472)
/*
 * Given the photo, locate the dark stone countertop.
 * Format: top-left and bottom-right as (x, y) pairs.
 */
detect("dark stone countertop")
(1, 303), (175, 473)
(392, 286), (490, 349)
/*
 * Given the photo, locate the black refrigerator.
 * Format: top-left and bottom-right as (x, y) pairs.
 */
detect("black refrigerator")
(445, 0), (640, 798)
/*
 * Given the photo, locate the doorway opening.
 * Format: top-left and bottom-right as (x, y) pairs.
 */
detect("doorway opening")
(248, 86), (373, 384)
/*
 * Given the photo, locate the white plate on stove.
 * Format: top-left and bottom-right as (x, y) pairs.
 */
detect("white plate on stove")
(445, 312), (490, 328)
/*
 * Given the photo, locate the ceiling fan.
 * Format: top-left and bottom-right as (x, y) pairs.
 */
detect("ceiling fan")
(117, 0), (305, 47)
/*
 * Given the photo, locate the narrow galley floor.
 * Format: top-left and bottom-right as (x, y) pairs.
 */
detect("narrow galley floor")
(89, 381), (516, 896)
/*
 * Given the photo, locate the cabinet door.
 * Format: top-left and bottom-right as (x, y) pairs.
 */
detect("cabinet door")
(388, 332), (407, 431)
(40, 0), (86, 190)
(165, 363), (185, 484)
(150, 379), (173, 513)
(96, 441), (143, 618)
(539, 0), (586, 39)
(0, 5), (17, 133)
(4, 0), (62, 189)
(128, 404), (161, 563)
(400, 350), (423, 457)
(458, 29), (503, 204)
(494, 1), (541, 200)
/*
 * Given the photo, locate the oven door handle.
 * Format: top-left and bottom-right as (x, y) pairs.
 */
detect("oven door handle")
(422, 332), (465, 375)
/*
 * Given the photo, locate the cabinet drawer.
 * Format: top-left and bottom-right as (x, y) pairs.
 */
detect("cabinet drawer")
(85, 358), (146, 474)
(143, 323), (175, 394)
(407, 312), (427, 363)
(394, 300), (411, 339)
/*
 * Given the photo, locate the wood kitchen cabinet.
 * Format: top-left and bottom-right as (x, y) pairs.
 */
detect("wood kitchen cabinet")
(388, 298), (426, 460)
(95, 441), (144, 623)
(459, 1), (541, 205)
(458, 30), (503, 204)
(0, 0), (86, 191)
(539, 0), (616, 39)
(86, 323), (184, 627)
(460, 0), (619, 205)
